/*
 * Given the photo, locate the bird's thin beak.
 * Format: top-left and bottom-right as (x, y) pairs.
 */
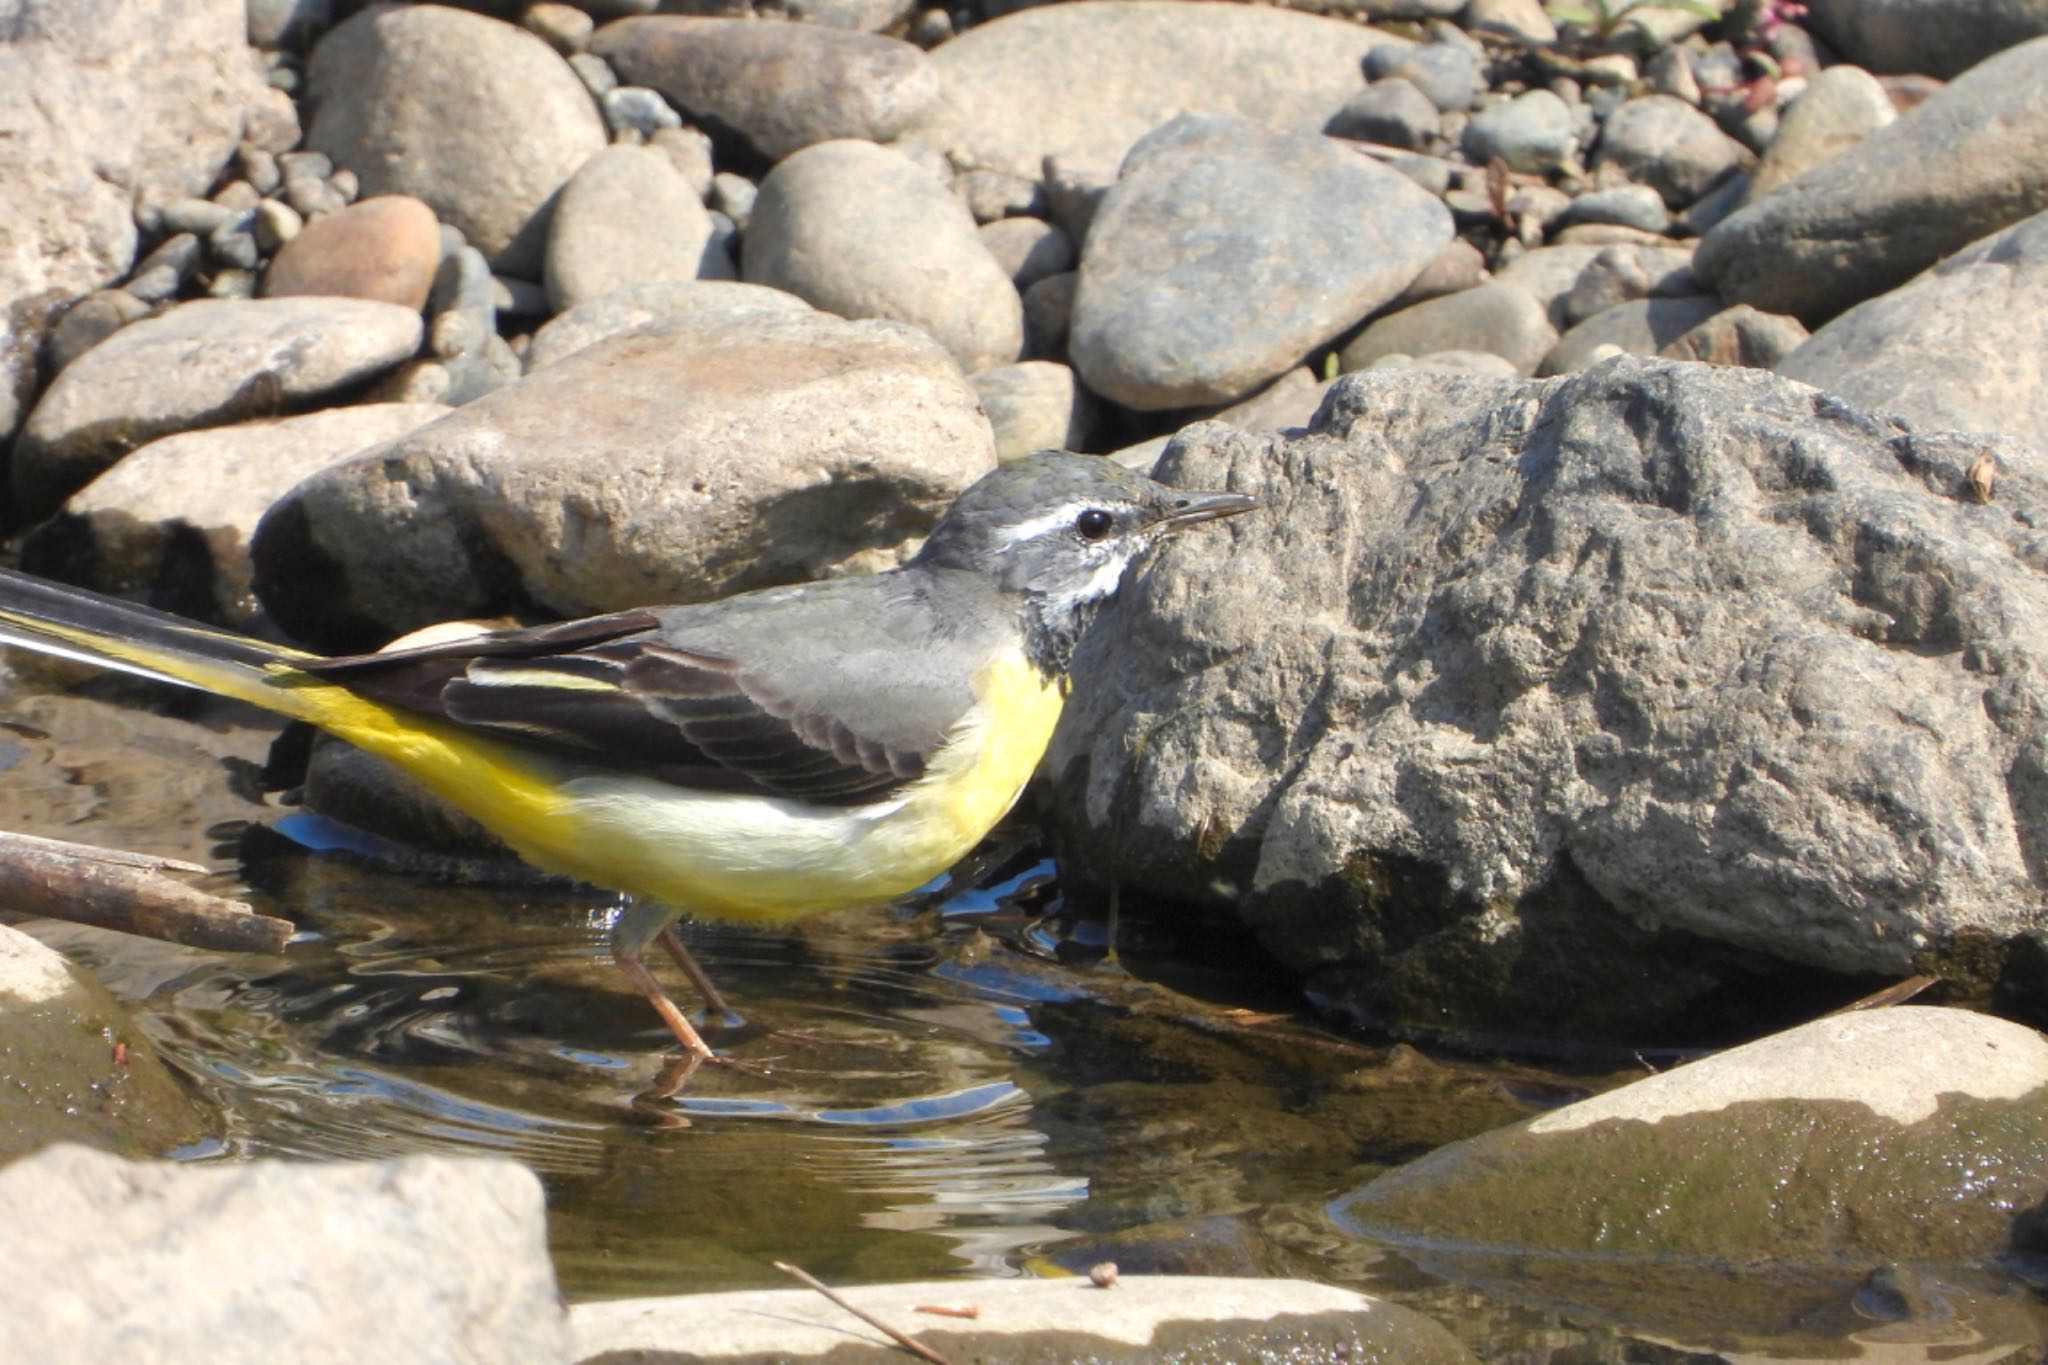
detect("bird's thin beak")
(1162, 489), (1258, 527)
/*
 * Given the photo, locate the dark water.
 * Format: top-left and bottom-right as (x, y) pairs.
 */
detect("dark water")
(6, 681), (2046, 1362)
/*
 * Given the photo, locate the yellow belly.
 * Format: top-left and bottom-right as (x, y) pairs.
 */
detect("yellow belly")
(306, 646), (1066, 922)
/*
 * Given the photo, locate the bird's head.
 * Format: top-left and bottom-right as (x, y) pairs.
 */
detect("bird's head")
(914, 450), (1255, 672)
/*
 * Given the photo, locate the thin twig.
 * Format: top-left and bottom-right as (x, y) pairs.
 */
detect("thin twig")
(773, 1262), (954, 1365)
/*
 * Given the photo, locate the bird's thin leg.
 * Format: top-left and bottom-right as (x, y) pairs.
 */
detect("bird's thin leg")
(656, 925), (744, 1028)
(611, 946), (716, 1062)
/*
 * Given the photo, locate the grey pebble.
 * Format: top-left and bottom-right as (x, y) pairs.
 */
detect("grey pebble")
(1021, 271), (1076, 359)
(254, 199), (304, 251)
(278, 150), (334, 182)
(212, 181), (261, 212)
(955, 169), (1048, 224)
(710, 172), (757, 228)
(207, 268), (259, 299)
(160, 197), (235, 235)
(1558, 185), (1671, 234)
(1594, 94), (1748, 209)
(239, 146), (283, 196)
(1043, 156), (1115, 246)
(1364, 41), (1482, 113)
(569, 51), (617, 98)
(604, 86), (683, 141)
(1327, 79), (1441, 151)
(979, 217), (1076, 292)
(47, 291), (152, 374)
(1464, 90), (1577, 175)
(650, 126), (716, 199)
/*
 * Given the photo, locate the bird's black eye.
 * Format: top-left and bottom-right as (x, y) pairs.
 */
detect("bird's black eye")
(1075, 508), (1114, 541)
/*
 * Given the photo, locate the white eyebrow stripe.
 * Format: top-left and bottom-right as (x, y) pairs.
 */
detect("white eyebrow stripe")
(991, 499), (1104, 551)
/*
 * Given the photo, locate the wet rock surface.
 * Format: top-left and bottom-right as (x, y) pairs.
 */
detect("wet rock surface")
(1051, 358), (2048, 1039)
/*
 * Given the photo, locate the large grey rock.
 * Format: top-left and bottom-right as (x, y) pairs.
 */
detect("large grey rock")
(1695, 35), (2048, 324)
(589, 16), (937, 164)
(1777, 208), (2048, 448)
(13, 298), (424, 522)
(1747, 64), (1896, 200)
(0, 925), (213, 1164)
(1806, 0), (2048, 78)
(1048, 358), (2048, 1039)
(1594, 94), (1748, 208)
(743, 139), (1022, 374)
(1337, 1008), (2048, 1338)
(574, 1277), (1475, 1363)
(524, 279), (809, 371)
(1340, 284), (1558, 377)
(252, 308), (996, 646)
(305, 5), (606, 278)
(23, 404), (451, 624)
(1070, 114), (1451, 411)
(0, 0), (260, 316)
(911, 1), (1394, 178)
(0, 1145), (569, 1364)
(543, 144), (717, 313)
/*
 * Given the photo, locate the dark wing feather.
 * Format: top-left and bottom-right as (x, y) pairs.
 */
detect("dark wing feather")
(299, 615), (929, 804)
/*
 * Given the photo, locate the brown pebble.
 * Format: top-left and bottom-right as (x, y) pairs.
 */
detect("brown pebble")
(264, 195), (443, 310)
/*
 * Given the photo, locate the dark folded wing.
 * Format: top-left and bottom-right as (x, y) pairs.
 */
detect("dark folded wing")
(300, 612), (931, 804)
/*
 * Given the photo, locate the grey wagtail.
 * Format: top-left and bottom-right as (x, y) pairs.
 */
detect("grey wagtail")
(0, 450), (1253, 1061)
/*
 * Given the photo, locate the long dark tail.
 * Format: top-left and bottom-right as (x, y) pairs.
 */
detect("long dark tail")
(0, 568), (327, 719)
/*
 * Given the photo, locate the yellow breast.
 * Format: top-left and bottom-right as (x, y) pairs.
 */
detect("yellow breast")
(304, 647), (1067, 923)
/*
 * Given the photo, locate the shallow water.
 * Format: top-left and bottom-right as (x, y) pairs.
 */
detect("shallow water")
(6, 681), (2047, 1362)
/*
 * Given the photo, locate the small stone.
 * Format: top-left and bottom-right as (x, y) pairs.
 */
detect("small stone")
(1342, 282), (1558, 376)
(492, 275), (552, 318)
(603, 86), (683, 142)
(329, 168), (359, 204)
(955, 168), (1047, 224)
(1386, 153), (1454, 197)
(1581, 53), (1638, 87)
(208, 221), (261, 272)
(127, 233), (203, 302)
(522, 1), (594, 54)
(1385, 237), (1488, 310)
(1595, 95), (1748, 209)
(208, 269), (259, 299)
(279, 149), (335, 182)
(1089, 1262), (1120, 1289)
(1506, 184), (1574, 235)
(569, 51), (617, 98)
(1557, 185), (1672, 234)
(47, 291), (153, 375)
(1043, 155), (1116, 247)
(545, 143), (717, 313)
(1540, 294), (1724, 374)
(745, 139), (1023, 373)
(1748, 65), (1896, 201)
(1464, 90), (1577, 175)
(978, 217), (1076, 292)
(709, 173), (757, 228)
(1465, 0), (1557, 45)
(239, 146), (283, 196)
(1563, 244), (1698, 325)
(1022, 271), (1076, 359)
(254, 199), (304, 251)
(908, 7), (952, 46)
(1327, 79), (1442, 151)
(1658, 303), (1808, 368)
(649, 126), (716, 199)
(972, 361), (1096, 460)
(212, 180), (261, 213)
(1364, 40), (1483, 113)
(265, 195), (445, 310)
(284, 175), (345, 220)
(1646, 47), (1701, 105)
(243, 84), (302, 154)
(159, 197), (234, 235)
